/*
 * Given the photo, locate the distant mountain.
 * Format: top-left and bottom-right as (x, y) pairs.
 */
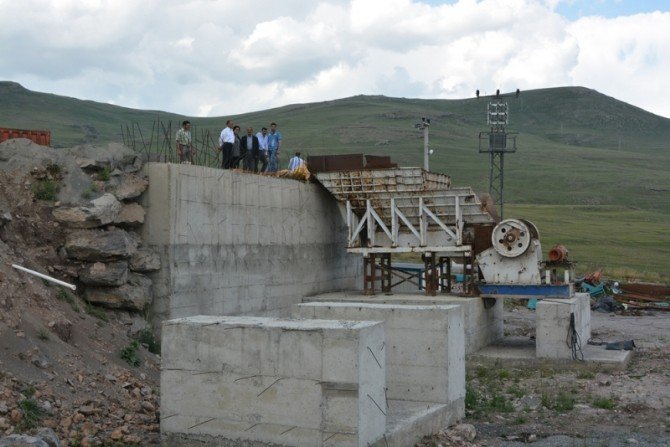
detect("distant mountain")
(1, 81), (669, 213)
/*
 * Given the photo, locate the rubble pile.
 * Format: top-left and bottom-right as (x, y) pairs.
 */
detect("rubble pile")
(0, 139), (160, 446)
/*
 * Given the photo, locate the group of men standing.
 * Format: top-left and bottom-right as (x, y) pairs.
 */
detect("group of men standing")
(218, 121), (282, 173)
(176, 120), (304, 173)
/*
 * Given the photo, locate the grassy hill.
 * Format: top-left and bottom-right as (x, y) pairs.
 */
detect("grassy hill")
(1, 81), (668, 280)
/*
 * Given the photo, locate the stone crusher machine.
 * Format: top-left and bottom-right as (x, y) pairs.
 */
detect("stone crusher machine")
(314, 166), (576, 297)
(314, 167), (497, 295)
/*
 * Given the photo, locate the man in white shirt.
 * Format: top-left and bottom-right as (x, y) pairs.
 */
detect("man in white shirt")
(256, 127), (269, 173)
(288, 151), (305, 171)
(218, 120), (235, 169)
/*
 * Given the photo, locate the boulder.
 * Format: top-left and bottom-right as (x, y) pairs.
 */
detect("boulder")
(0, 436), (49, 446)
(84, 273), (152, 311)
(64, 229), (137, 261)
(114, 203), (145, 227)
(110, 174), (148, 201)
(79, 261), (129, 286)
(48, 319), (73, 343)
(129, 248), (161, 273)
(52, 193), (121, 228)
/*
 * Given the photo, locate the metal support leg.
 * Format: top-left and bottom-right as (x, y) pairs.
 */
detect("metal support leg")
(380, 253), (392, 294)
(439, 256), (453, 293)
(423, 252), (438, 297)
(363, 254), (377, 296)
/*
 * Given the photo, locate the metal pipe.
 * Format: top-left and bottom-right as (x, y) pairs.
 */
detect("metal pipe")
(11, 264), (76, 291)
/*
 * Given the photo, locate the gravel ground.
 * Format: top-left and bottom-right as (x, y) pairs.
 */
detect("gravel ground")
(420, 304), (670, 447)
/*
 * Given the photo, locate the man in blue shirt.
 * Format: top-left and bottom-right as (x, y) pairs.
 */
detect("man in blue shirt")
(266, 122), (282, 173)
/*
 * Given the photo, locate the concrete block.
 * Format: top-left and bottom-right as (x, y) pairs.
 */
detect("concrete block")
(293, 302), (465, 409)
(161, 316), (385, 447)
(536, 293), (591, 359)
(302, 293), (501, 354)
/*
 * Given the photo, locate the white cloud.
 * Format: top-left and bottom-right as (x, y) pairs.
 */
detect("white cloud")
(0, 0), (668, 118)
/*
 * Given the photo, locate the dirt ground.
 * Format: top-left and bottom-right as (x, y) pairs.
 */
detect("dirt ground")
(420, 305), (670, 447)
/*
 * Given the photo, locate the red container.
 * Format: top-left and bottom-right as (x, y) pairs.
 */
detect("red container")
(0, 127), (51, 147)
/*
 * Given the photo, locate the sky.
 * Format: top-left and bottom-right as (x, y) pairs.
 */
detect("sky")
(0, 0), (668, 118)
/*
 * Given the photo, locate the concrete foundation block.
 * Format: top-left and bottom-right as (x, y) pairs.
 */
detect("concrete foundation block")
(293, 302), (465, 413)
(161, 315), (386, 447)
(536, 293), (591, 359)
(301, 293), (501, 354)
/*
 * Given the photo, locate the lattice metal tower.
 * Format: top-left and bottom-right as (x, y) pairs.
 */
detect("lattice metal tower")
(478, 91), (518, 219)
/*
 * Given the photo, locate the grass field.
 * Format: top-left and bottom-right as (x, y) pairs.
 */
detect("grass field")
(507, 204), (669, 282)
(1, 81), (668, 279)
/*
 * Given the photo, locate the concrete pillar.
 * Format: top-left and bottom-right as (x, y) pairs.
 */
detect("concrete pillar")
(536, 293), (591, 359)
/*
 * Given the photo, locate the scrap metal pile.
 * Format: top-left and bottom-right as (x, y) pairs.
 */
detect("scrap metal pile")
(578, 270), (670, 312)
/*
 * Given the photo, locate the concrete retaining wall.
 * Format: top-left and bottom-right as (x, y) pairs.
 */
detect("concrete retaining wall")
(141, 163), (361, 328)
(293, 302), (465, 409)
(161, 315), (386, 447)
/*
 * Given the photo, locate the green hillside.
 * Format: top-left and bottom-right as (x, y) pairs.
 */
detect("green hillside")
(1, 81), (668, 279)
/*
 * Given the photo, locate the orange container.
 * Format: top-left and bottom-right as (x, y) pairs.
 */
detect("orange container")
(0, 127), (51, 147)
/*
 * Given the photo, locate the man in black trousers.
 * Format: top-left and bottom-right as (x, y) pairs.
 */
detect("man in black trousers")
(240, 126), (260, 172)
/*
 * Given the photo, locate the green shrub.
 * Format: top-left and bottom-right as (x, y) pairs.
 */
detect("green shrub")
(98, 167), (111, 181)
(32, 179), (60, 200)
(121, 341), (141, 367)
(138, 328), (161, 354)
(37, 328), (50, 341)
(56, 287), (80, 313)
(85, 302), (108, 322)
(593, 397), (615, 410)
(17, 386), (43, 431)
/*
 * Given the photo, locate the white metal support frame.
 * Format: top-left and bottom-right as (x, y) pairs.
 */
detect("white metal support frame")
(346, 196), (464, 250)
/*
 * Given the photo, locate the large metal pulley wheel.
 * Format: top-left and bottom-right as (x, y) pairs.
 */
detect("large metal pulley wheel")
(491, 219), (539, 258)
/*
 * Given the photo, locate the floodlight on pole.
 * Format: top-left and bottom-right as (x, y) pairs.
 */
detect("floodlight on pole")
(414, 117), (431, 171)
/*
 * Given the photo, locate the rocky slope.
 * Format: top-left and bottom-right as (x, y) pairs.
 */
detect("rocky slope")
(0, 139), (160, 446)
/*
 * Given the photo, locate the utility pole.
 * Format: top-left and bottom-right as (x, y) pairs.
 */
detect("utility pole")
(415, 117), (431, 171)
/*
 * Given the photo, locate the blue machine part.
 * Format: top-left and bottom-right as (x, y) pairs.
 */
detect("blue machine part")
(477, 283), (572, 298)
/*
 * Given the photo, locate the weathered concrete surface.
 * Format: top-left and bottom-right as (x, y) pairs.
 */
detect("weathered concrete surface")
(536, 293), (591, 359)
(294, 302), (465, 404)
(303, 292), (503, 354)
(160, 316), (386, 447)
(141, 164), (361, 329)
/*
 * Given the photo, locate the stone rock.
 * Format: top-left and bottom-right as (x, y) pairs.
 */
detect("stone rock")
(79, 261), (128, 287)
(125, 314), (149, 338)
(129, 248), (160, 273)
(0, 435), (49, 447)
(75, 157), (108, 172)
(450, 423), (476, 442)
(35, 428), (59, 447)
(113, 203), (144, 227)
(49, 319), (72, 343)
(64, 229), (137, 262)
(110, 174), (148, 201)
(84, 273), (152, 311)
(52, 194), (122, 228)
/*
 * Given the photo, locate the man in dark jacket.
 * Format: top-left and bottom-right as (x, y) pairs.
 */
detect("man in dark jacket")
(240, 127), (260, 172)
